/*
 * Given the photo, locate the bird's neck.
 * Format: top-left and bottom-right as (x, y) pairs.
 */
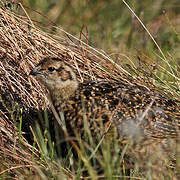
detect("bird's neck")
(48, 80), (79, 107)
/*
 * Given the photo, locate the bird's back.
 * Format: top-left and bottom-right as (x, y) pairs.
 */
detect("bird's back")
(58, 80), (180, 139)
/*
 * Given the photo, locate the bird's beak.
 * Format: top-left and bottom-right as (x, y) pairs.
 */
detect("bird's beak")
(29, 68), (39, 76)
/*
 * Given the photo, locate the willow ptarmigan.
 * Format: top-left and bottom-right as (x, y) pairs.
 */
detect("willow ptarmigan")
(30, 57), (180, 141)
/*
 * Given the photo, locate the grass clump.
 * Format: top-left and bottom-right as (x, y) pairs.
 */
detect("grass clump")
(0, 1), (179, 179)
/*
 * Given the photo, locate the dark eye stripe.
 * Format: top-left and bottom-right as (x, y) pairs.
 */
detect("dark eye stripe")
(40, 68), (45, 71)
(57, 67), (64, 72)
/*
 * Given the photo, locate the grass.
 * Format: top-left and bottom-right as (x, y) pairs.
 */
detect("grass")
(0, 0), (180, 179)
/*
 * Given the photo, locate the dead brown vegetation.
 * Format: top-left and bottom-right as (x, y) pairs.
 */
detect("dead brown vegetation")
(0, 2), (179, 179)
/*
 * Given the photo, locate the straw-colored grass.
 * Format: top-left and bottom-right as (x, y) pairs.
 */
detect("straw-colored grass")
(0, 1), (179, 179)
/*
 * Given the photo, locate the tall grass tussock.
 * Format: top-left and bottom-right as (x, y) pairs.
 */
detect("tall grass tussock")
(0, 1), (179, 179)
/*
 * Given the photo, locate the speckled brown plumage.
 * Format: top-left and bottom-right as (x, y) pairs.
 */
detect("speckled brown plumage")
(30, 57), (180, 141)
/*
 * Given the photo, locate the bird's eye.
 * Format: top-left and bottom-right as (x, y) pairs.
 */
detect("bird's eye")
(48, 67), (56, 72)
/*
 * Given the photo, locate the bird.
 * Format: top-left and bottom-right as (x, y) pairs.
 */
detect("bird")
(29, 57), (180, 142)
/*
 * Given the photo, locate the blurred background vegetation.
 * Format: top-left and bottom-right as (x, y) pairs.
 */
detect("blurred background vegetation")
(7, 0), (180, 59)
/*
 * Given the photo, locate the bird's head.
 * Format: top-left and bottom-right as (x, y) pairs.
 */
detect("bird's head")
(29, 57), (78, 96)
